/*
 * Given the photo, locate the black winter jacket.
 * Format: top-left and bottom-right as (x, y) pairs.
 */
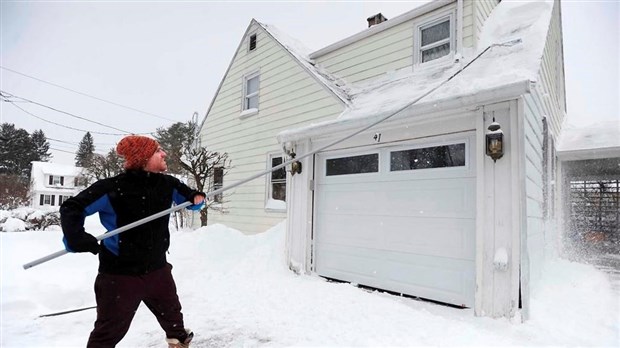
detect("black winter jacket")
(60, 169), (204, 275)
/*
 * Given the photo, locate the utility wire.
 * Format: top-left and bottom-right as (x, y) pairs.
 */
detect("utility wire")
(1, 90), (132, 134)
(5, 101), (130, 136)
(1, 66), (177, 122)
(2, 93), (156, 136)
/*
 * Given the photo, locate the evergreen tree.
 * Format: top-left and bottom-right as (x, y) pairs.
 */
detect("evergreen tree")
(154, 122), (194, 174)
(0, 123), (39, 179)
(75, 132), (95, 168)
(31, 129), (51, 162)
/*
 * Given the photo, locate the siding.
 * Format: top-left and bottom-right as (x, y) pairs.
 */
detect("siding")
(521, 0), (566, 284)
(523, 94), (545, 282)
(535, 0), (566, 141)
(200, 21), (344, 234)
(473, 0), (499, 45)
(314, 3), (458, 84)
(462, 0), (474, 49)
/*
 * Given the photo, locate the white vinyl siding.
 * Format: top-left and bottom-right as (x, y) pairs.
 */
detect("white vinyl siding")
(314, 20), (414, 84)
(201, 21), (344, 233)
(462, 0), (474, 49)
(314, 3), (457, 84)
(473, 0), (499, 45)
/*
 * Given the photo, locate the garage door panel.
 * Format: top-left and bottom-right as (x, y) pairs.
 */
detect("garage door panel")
(317, 179), (475, 218)
(317, 213), (474, 259)
(316, 242), (474, 306)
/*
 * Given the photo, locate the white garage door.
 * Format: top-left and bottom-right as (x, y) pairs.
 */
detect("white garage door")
(314, 133), (476, 307)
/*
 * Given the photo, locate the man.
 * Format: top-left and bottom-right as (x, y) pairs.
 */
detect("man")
(60, 135), (205, 348)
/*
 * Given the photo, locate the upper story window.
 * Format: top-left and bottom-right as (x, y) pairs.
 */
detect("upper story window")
(415, 12), (455, 65)
(242, 72), (260, 112)
(49, 175), (64, 186)
(249, 33), (257, 51)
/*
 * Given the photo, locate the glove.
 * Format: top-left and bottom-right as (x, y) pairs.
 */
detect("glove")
(63, 233), (100, 255)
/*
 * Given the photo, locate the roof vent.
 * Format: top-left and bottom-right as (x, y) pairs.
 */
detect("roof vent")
(367, 13), (388, 28)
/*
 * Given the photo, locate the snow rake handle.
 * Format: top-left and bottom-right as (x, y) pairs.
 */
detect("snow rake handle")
(22, 201), (193, 270)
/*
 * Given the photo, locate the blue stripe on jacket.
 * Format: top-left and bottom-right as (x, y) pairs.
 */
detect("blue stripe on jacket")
(83, 194), (120, 256)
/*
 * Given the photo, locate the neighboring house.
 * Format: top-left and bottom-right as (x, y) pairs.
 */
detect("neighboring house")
(557, 121), (620, 253)
(30, 161), (84, 209)
(198, 0), (566, 320)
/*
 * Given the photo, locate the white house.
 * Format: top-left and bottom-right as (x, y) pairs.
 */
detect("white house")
(30, 161), (84, 209)
(198, 0), (566, 320)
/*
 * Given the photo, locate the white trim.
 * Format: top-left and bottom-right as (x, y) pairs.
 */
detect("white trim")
(241, 70), (260, 112)
(247, 31), (258, 53)
(265, 153), (287, 212)
(413, 9), (456, 67)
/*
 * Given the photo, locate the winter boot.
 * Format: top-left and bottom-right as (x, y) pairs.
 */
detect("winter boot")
(166, 329), (193, 348)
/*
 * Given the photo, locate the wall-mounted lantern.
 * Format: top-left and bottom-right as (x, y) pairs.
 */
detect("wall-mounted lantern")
(486, 119), (504, 162)
(290, 160), (302, 176)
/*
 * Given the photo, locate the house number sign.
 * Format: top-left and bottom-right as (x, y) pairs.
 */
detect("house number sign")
(373, 133), (382, 143)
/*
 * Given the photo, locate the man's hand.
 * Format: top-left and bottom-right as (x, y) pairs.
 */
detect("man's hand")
(193, 194), (206, 205)
(64, 233), (100, 255)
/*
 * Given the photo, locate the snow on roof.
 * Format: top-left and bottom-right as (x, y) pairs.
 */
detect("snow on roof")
(32, 161), (83, 177)
(258, 22), (352, 105)
(277, 0), (554, 143)
(31, 161), (84, 192)
(557, 120), (620, 160)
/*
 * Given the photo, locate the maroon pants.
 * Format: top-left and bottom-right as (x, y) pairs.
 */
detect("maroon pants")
(87, 263), (188, 347)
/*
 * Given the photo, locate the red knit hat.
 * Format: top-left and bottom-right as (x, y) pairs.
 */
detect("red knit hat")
(116, 135), (160, 170)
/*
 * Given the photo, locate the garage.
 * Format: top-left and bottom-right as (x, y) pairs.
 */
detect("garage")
(313, 133), (476, 307)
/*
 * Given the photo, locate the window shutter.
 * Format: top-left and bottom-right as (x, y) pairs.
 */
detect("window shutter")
(40, 195), (44, 205)
(60, 177), (64, 186)
(49, 176), (53, 185)
(51, 195), (55, 206)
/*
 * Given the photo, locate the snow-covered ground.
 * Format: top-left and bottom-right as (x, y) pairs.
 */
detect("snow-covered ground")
(1, 215), (618, 347)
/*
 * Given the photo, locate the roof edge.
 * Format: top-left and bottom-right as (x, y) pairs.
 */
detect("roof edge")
(557, 147), (620, 161)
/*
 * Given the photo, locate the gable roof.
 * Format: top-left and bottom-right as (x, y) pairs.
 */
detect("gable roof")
(30, 161), (83, 192)
(277, 0), (555, 143)
(198, 19), (351, 134)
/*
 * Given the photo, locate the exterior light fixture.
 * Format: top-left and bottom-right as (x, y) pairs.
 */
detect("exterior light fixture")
(486, 118), (504, 162)
(290, 160), (302, 175)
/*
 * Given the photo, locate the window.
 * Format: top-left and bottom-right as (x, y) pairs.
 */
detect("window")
(249, 33), (257, 51)
(269, 155), (286, 202)
(243, 73), (259, 111)
(39, 194), (55, 206)
(416, 14), (454, 64)
(49, 175), (64, 186)
(213, 167), (224, 203)
(326, 153), (379, 176)
(58, 195), (72, 205)
(390, 143), (465, 171)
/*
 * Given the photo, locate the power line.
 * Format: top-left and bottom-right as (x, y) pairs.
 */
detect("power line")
(1, 90), (132, 133)
(1, 65), (178, 122)
(5, 101), (130, 136)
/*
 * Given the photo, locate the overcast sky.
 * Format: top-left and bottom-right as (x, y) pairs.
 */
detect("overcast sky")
(1, 0), (618, 165)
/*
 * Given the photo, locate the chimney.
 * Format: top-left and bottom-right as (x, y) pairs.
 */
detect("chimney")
(367, 13), (388, 28)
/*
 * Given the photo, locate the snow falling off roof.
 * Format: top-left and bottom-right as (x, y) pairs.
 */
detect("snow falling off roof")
(277, 0), (554, 143)
(258, 22), (351, 105)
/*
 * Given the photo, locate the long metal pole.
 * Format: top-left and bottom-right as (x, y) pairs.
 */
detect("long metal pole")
(23, 201), (192, 269)
(23, 40), (516, 271)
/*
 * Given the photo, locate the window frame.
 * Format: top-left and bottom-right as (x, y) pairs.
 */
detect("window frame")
(265, 153), (287, 212)
(248, 33), (257, 52)
(240, 71), (260, 117)
(413, 9), (456, 66)
(212, 167), (224, 204)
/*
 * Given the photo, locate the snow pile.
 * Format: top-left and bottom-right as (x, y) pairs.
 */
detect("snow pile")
(1, 216), (618, 347)
(1, 218), (26, 232)
(558, 120), (620, 152)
